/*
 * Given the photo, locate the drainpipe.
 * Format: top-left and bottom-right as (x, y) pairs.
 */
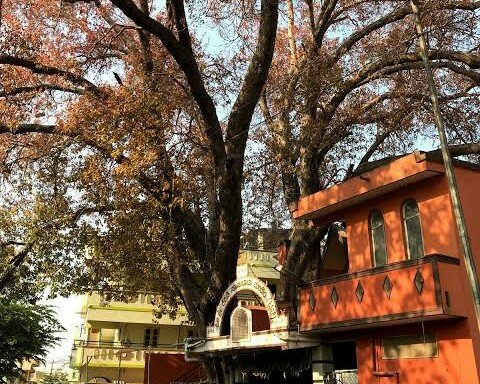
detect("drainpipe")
(371, 333), (377, 373)
(117, 350), (122, 383)
(146, 348), (151, 384)
(410, 0), (480, 333)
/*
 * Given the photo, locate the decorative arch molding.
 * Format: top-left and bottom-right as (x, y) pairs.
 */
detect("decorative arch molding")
(206, 276), (288, 338)
(87, 377), (112, 383)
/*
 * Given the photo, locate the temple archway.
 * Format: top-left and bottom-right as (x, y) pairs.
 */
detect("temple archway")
(207, 276), (288, 338)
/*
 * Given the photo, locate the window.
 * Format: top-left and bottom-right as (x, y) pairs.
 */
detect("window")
(382, 334), (438, 359)
(370, 210), (388, 266)
(144, 328), (159, 347)
(402, 199), (424, 259)
(99, 328), (116, 346)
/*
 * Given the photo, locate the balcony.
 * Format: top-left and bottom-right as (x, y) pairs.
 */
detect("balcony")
(299, 254), (465, 332)
(70, 341), (183, 369)
(81, 292), (189, 325)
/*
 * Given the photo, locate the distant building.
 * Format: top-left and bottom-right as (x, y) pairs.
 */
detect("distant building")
(14, 360), (39, 384)
(188, 152), (480, 384)
(69, 291), (197, 384)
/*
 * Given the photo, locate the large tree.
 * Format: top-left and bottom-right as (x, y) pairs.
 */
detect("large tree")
(1, 1), (480, 380)
(0, 2), (279, 375)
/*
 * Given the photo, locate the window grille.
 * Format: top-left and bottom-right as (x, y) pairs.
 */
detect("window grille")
(144, 328), (159, 347)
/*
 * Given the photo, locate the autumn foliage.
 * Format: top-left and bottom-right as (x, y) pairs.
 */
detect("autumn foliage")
(0, 0), (479, 350)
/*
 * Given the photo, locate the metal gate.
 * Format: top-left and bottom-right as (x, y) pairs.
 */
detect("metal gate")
(333, 369), (358, 384)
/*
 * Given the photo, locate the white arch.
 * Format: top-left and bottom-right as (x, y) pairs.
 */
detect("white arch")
(207, 276), (288, 338)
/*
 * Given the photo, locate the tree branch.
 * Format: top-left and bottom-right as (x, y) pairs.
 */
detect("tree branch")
(358, 131), (390, 165)
(0, 84), (85, 97)
(314, 0), (339, 47)
(0, 123), (56, 135)
(0, 243), (34, 292)
(225, 0), (279, 153)
(169, 0), (193, 49)
(108, 0), (226, 167)
(0, 121), (208, 261)
(326, 51), (480, 117)
(334, 4), (410, 61)
(0, 56), (101, 96)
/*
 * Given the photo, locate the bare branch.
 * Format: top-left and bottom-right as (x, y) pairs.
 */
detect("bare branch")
(0, 55), (101, 96)
(0, 84), (85, 97)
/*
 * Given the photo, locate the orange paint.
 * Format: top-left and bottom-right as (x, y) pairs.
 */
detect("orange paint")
(300, 258), (458, 331)
(295, 153), (480, 384)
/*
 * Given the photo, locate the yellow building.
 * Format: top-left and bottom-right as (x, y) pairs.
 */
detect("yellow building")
(69, 291), (194, 384)
(69, 230), (286, 384)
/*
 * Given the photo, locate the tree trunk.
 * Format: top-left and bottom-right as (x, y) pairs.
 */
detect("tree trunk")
(280, 220), (329, 301)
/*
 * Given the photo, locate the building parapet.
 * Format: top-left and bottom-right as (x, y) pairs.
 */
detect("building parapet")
(299, 254), (465, 332)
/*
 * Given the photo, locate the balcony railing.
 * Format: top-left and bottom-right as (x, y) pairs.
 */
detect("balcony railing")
(70, 340), (183, 368)
(299, 254), (464, 332)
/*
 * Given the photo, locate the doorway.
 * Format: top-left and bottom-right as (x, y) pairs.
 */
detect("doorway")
(330, 341), (358, 384)
(230, 349), (313, 384)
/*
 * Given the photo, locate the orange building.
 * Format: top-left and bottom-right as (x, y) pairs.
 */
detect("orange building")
(295, 151), (480, 384)
(187, 151), (480, 384)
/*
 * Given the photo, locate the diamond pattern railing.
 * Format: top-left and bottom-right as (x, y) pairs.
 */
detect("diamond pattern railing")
(300, 255), (462, 331)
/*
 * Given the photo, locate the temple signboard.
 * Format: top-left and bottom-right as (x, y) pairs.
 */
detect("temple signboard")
(206, 276), (288, 338)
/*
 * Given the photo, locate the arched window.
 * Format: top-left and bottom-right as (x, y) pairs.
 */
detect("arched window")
(370, 210), (388, 267)
(402, 199), (424, 259)
(231, 306), (251, 342)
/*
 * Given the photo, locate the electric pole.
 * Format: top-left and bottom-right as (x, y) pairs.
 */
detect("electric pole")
(410, 0), (480, 332)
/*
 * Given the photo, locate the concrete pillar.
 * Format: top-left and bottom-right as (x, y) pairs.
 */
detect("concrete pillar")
(312, 344), (334, 384)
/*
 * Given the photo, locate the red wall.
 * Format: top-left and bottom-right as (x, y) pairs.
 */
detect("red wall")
(144, 354), (202, 384)
(355, 321), (478, 384)
(455, 166), (480, 375)
(300, 260), (450, 330)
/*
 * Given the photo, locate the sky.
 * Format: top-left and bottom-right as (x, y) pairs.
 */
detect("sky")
(42, 295), (83, 371)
